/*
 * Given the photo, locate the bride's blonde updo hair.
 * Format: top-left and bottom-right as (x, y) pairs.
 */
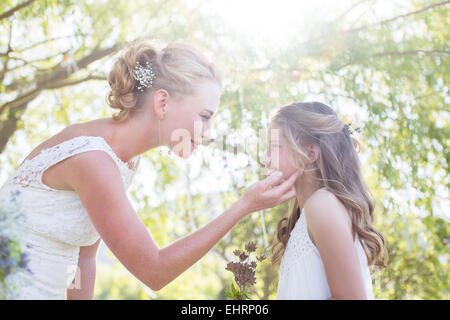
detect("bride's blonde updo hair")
(107, 40), (222, 122)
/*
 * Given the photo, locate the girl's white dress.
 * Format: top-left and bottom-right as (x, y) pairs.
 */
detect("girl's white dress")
(277, 207), (374, 299)
(0, 136), (140, 299)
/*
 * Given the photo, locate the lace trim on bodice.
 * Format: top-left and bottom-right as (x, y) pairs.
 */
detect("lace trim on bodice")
(280, 208), (367, 275)
(277, 207), (374, 300)
(8, 135), (140, 191)
(281, 210), (318, 263)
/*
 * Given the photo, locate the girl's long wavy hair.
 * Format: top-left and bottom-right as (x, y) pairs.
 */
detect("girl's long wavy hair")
(270, 102), (387, 270)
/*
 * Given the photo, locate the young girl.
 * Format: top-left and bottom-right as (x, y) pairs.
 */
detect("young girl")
(262, 102), (387, 300)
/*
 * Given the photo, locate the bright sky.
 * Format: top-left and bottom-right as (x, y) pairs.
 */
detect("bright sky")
(207, 0), (412, 47)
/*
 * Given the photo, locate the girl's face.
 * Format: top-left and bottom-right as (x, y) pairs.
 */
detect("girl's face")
(162, 81), (221, 158)
(261, 122), (298, 180)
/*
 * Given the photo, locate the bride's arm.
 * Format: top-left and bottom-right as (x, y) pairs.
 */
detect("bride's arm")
(66, 239), (101, 300)
(66, 151), (297, 291)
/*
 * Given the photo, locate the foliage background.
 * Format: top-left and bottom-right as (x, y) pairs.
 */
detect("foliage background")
(0, 0), (448, 299)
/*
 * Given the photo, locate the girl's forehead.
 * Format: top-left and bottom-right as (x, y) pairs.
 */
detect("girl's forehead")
(268, 121), (280, 132)
(268, 124), (287, 142)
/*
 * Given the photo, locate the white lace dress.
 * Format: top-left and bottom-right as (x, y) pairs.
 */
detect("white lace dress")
(0, 136), (140, 300)
(277, 208), (374, 300)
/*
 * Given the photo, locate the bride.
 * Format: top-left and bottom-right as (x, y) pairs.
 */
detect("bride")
(0, 40), (298, 299)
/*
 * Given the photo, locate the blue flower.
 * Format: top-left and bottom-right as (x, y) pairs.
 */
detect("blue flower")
(11, 190), (21, 197)
(18, 253), (29, 269)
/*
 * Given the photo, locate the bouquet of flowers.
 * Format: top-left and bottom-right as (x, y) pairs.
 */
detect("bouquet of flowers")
(225, 241), (266, 300)
(0, 189), (31, 299)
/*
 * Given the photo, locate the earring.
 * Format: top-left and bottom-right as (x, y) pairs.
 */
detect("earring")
(158, 118), (163, 155)
(158, 118), (171, 156)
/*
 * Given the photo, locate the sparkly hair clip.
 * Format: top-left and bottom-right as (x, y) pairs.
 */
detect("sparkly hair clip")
(133, 61), (156, 92)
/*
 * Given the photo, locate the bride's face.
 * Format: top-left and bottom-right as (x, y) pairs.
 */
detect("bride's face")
(261, 123), (298, 180)
(163, 81), (221, 158)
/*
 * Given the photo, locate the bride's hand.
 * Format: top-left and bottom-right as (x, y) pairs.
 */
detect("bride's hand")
(238, 170), (299, 215)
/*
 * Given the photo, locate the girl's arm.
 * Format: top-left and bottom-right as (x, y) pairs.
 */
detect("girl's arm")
(67, 151), (298, 291)
(304, 191), (368, 300)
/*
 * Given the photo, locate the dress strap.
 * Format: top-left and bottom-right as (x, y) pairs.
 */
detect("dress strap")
(40, 136), (116, 172)
(10, 136), (125, 191)
(284, 208), (319, 260)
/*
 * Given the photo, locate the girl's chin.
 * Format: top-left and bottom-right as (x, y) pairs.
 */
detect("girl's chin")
(266, 168), (281, 176)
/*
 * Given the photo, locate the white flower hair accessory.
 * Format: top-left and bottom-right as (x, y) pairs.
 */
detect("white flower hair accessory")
(340, 115), (362, 136)
(133, 61), (156, 92)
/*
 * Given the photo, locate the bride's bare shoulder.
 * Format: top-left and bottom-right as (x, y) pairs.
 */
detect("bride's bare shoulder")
(64, 119), (111, 138)
(26, 120), (110, 158)
(22, 120), (116, 191)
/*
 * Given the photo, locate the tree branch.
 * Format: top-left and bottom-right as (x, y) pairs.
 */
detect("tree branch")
(0, 21), (13, 84)
(0, 88), (40, 115)
(250, 2), (450, 74)
(0, 0), (37, 21)
(331, 0), (374, 24)
(0, 90), (38, 153)
(373, 49), (450, 57)
(1, 74), (105, 114)
(0, 73), (105, 152)
(1, 43), (122, 113)
(334, 49), (450, 70)
(12, 33), (87, 54)
(299, 1), (450, 47)
(8, 49), (70, 66)
(4, 42), (125, 92)
(48, 74), (106, 89)
(38, 43), (124, 87)
(341, 0), (450, 35)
